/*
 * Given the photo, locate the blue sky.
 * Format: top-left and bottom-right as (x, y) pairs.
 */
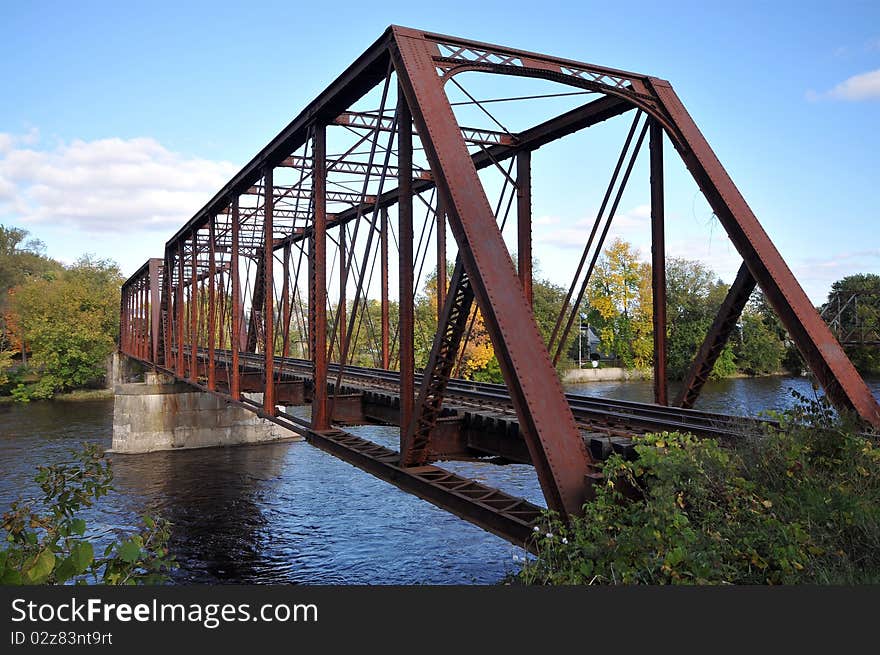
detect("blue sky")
(1, 0), (878, 303)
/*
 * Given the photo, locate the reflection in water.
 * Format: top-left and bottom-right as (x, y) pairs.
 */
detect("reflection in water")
(1, 375), (878, 584)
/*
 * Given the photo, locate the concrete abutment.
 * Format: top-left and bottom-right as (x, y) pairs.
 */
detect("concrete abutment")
(111, 356), (302, 454)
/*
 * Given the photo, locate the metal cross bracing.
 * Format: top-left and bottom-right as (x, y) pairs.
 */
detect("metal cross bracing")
(821, 291), (880, 347)
(119, 26), (880, 549)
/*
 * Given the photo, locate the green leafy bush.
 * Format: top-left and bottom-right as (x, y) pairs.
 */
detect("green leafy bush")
(519, 395), (880, 584)
(1, 443), (175, 585)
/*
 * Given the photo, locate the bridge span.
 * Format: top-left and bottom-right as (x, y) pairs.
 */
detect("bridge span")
(118, 26), (880, 548)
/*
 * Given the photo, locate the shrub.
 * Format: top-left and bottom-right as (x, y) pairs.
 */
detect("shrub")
(1, 443), (175, 585)
(518, 395), (880, 584)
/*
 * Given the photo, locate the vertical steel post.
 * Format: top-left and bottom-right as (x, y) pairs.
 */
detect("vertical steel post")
(230, 196), (242, 400)
(380, 206), (390, 369)
(338, 226), (346, 360)
(207, 216), (217, 390)
(149, 259), (160, 365)
(282, 242), (291, 358)
(311, 125), (330, 429)
(436, 195), (446, 322)
(398, 89), (415, 451)
(190, 230), (198, 381)
(176, 241), (185, 375)
(516, 150), (533, 306)
(650, 118), (667, 406)
(135, 281), (141, 358)
(164, 250), (174, 369)
(263, 168), (275, 414)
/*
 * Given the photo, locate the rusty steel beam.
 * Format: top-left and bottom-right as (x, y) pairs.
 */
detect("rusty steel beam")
(380, 207), (390, 369)
(436, 195), (446, 322)
(398, 89), (415, 452)
(516, 150), (532, 305)
(280, 155), (430, 180)
(207, 217), (217, 390)
(189, 230), (198, 380)
(338, 227), (346, 359)
(677, 262), (756, 409)
(649, 118), (667, 406)
(392, 27), (596, 518)
(403, 260), (473, 466)
(311, 125), (330, 430)
(163, 250), (173, 368)
(263, 167), (276, 414)
(335, 110), (514, 146)
(175, 242), (184, 375)
(245, 185), (376, 206)
(230, 196), (242, 400)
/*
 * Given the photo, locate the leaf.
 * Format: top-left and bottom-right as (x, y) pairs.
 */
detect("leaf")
(54, 557), (77, 584)
(23, 549), (55, 584)
(1, 567), (22, 585)
(70, 541), (93, 573)
(117, 540), (140, 564)
(70, 518), (87, 536)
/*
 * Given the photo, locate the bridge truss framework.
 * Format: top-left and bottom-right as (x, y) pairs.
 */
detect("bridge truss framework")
(119, 26), (880, 547)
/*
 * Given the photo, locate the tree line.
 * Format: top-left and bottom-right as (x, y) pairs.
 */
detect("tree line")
(1, 222), (876, 402)
(0, 225), (122, 400)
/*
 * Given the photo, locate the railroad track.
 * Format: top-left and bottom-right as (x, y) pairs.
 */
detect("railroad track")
(183, 347), (770, 442)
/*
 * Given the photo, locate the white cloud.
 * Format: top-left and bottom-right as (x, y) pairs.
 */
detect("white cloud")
(0, 131), (237, 233)
(535, 204), (652, 251)
(825, 68), (880, 101)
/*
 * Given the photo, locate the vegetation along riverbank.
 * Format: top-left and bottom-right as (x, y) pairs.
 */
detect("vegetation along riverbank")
(517, 395), (880, 585)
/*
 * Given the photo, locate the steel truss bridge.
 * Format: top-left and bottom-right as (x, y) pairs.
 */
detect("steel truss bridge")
(119, 26), (880, 548)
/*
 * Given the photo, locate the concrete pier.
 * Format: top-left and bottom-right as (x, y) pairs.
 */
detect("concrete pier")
(111, 370), (301, 454)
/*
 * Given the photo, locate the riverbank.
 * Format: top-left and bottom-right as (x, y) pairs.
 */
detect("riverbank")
(0, 388), (113, 404)
(562, 367), (651, 383)
(562, 367), (800, 385)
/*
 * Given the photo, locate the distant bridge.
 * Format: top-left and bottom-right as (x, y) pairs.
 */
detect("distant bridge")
(822, 292), (880, 347)
(118, 26), (880, 548)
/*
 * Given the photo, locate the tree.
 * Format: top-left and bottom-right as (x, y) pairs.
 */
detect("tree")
(665, 257), (736, 380)
(0, 225), (61, 353)
(11, 255), (123, 399)
(735, 309), (785, 375)
(587, 238), (652, 369)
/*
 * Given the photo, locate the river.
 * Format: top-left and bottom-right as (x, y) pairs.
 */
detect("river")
(1, 375), (878, 584)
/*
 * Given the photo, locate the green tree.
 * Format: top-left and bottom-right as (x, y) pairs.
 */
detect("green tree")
(735, 310), (785, 374)
(664, 257), (735, 379)
(11, 255), (123, 399)
(0, 224), (61, 354)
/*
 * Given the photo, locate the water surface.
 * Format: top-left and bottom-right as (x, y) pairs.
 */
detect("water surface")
(1, 375), (878, 584)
